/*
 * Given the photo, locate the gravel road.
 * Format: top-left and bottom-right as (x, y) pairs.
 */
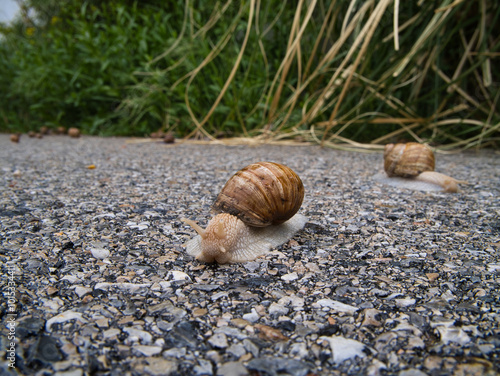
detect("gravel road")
(1, 134), (499, 376)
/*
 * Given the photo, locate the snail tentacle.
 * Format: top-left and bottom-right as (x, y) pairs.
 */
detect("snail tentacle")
(181, 218), (206, 238)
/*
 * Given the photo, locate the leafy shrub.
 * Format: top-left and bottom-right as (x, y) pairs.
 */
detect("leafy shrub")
(1, 0), (498, 148)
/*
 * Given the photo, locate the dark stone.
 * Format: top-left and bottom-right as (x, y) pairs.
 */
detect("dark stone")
(164, 321), (200, 350)
(17, 317), (45, 339)
(28, 335), (63, 367)
(276, 320), (296, 332)
(318, 324), (340, 336)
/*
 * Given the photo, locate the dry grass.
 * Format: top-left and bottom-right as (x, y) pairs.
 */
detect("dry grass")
(173, 0), (499, 151)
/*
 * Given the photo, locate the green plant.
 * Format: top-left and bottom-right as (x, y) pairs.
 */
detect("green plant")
(1, 0), (498, 149)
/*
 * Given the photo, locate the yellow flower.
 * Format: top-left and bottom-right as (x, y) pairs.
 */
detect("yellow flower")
(25, 27), (35, 37)
(51, 16), (60, 25)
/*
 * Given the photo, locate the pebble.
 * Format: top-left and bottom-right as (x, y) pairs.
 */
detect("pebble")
(132, 345), (163, 356)
(89, 246), (110, 260)
(281, 272), (299, 281)
(123, 327), (153, 345)
(73, 286), (92, 298)
(399, 369), (428, 376)
(217, 361), (248, 376)
(46, 311), (88, 331)
(208, 333), (228, 349)
(315, 298), (359, 314)
(269, 302), (289, 316)
(242, 309), (260, 323)
(320, 335), (374, 363)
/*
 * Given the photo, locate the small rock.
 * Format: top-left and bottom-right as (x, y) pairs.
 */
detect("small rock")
(426, 273), (439, 282)
(74, 286), (92, 298)
(46, 311), (88, 332)
(89, 247), (110, 260)
(123, 327), (153, 345)
(95, 318), (109, 329)
(315, 299), (358, 314)
(395, 297), (416, 308)
(227, 343), (247, 358)
(407, 336), (425, 349)
(320, 335), (374, 363)
(362, 308), (383, 327)
(269, 302), (289, 316)
(193, 359), (213, 376)
(54, 369), (83, 376)
(216, 361), (248, 376)
(167, 270), (192, 284)
(215, 326), (247, 340)
(367, 359), (387, 376)
(289, 342), (308, 358)
(68, 127), (81, 137)
(281, 272), (299, 281)
(208, 333), (228, 349)
(28, 335), (64, 365)
(143, 358), (178, 376)
(132, 345), (163, 356)
(243, 339), (260, 358)
(435, 326), (470, 345)
(399, 369), (429, 376)
(102, 328), (120, 340)
(242, 308), (260, 323)
(247, 357), (312, 376)
(17, 317), (45, 339)
(255, 324), (288, 342)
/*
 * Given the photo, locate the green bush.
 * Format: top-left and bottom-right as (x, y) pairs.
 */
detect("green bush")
(0, 0), (498, 148)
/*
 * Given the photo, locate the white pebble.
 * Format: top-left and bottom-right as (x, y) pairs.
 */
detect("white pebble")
(320, 335), (374, 363)
(242, 308), (260, 323)
(123, 327), (153, 345)
(269, 302), (289, 316)
(90, 247), (110, 260)
(281, 272), (298, 281)
(46, 310), (88, 331)
(395, 298), (416, 307)
(74, 286), (92, 298)
(132, 345), (162, 356)
(316, 299), (359, 314)
(167, 270), (192, 283)
(208, 333), (228, 348)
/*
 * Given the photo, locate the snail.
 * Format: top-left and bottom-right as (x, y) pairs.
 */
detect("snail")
(181, 162), (308, 264)
(379, 142), (461, 193)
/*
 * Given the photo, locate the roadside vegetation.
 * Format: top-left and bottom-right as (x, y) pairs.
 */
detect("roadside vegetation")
(1, 0), (498, 149)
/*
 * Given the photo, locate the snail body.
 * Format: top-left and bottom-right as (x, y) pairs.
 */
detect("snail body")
(182, 162), (307, 264)
(380, 142), (461, 193)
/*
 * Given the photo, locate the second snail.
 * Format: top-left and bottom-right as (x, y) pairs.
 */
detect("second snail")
(181, 162), (307, 264)
(377, 142), (463, 193)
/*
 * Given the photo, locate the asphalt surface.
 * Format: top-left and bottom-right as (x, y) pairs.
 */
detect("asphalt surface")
(0, 134), (499, 376)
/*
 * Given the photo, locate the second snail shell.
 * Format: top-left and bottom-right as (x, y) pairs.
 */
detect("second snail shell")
(384, 142), (435, 178)
(381, 142), (461, 193)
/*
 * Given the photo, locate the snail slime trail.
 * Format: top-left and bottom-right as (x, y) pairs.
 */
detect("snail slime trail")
(181, 162), (308, 264)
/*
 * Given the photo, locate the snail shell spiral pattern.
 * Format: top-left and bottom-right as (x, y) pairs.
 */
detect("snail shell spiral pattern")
(212, 162), (304, 227)
(384, 142), (435, 178)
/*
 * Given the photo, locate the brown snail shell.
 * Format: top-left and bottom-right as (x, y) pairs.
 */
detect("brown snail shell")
(212, 161), (304, 227)
(384, 142), (435, 178)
